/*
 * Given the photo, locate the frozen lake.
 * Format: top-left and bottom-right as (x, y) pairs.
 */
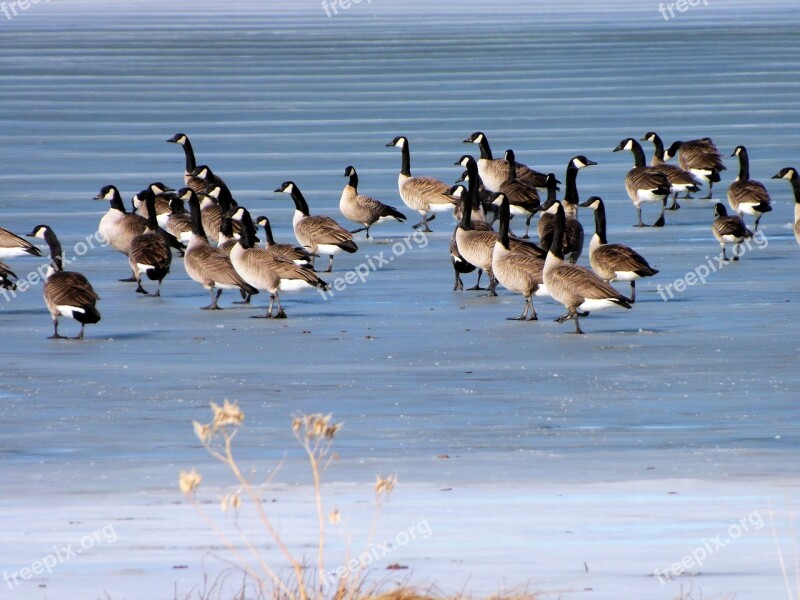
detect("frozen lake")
(0, 1), (798, 599)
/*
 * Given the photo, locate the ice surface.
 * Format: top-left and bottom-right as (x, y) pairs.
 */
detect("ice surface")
(0, 1), (798, 599)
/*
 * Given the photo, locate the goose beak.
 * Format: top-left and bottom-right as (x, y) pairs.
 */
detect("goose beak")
(462, 138), (472, 143)
(584, 159), (598, 166)
(612, 143), (624, 152)
(384, 141), (394, 147)
(273, 187), (283, 193)
(771, 172), (782, 179)
(579, 199), (593, 208)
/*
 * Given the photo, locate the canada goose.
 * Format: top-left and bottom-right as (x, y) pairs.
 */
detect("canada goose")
(448, 184), (493, 291)
(203, 185), (244, 242)
(641, 132), (702, 210)
(167, 133), (229, 193)
(538, 157), (594, 262)
(771, 167), (800, 245)
(0, 225), (43, 258)
(455, 155), (501, 296)
(132, 182), (175, 229)
(579, 196), (658, 302)
(613, 138), (671, 227)
(386, 136), (455, 232)
(194, 166), (236, 200)
(728, 145), (772, 230)
(492, 194), (546, 320)
(26, 225), (101, 339)
(218, 214), (255, 305)
(128, 189), (172, 296)
(179, 188), (257, 309)
(95, 185), (185, 280)
(0, 260), (17, 290)
(229, 206), (328, 318)
(274, 181), (358, 272)
(712, 203), (753, 262)
(254, 215), (315, 266)
(463, 132), (550, 191)
(339, 166), (407, 238)
(663, 137), (726, 200)
(541, 200), (632, 334)
(497, 149), (540, 239)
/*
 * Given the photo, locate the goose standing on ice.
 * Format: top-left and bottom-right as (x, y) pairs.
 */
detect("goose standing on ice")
(26, 225), (101, 339)
(339, 166), (407, 238)
(497, 149), (540, 239)
(228, 207), (328, 319)
(386, 136), (454, 232)
(728, 145), (772, 231)
(541, 200), (632, 334)
(275, 181), (358, 272)
(448, 184), (493, 291)
(180, 188), (257, 309)
(491, 194), (546, 321)
(167, 133), (230, 193)
(712, 203), (753, 262)
(580, 196), (658, 302)
(613, 138), (671, 228)
(128, 189), (173, 296)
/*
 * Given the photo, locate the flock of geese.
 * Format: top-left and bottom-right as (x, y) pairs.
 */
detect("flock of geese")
(1, 131), (798, 337)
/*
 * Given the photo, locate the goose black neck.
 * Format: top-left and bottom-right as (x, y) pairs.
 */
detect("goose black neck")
(737, 149), (750, 180)
(109, 189), (126, 213)
(477, 137), (493, 160)
(460, 161), (478, 230)
(593, 202), (608, 244)
(564, 164), (580, 205)
(144, 193), (159, 231)
(182, 138), (196, 173)
(507, 153), (517, 180)
(650, 135), (665, 160)
(547, 177), (558, 202)
(399, 142), (411, 177)
(289, 187), (311, 216)
(237, 210), (256, 249)
(347, 170), (358, 189)
(220, 215), (234, 239)
(262, 219), (277, 245)
(788, 176), (800, 203)
(44, 228), (64, 271)
(630, 141), (647, 168)
(498, 198), (511, 249)
(549, 205), (566, 259)
(187, 196), (208, 240)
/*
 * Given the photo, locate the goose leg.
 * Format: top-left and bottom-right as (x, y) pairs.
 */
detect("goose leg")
(48, 318), (65, 339)
(523, 216), (532, 239)
(135, 280), (149, 295)
(634, 206), (645, 228)
(412, 213), (435, 232)
(754, 215), (762, 231)
(507, 298), (530, 321)
(467, 269), (484, 291)
(668, 193), (681, 211)
(153, 281), (163, 297)
(701, 181), (713, 200)
(350, 226), (368, 235)
(453, 268), (463, 291)
(119, 275), (138, 282)
(274, 293), (287, 319)
(720, 244), (729, 263)
(202, 288), (223, 310)
(572, 310), (585, 334)
(485, 275), (498, 297)
(324, 255), (334, 273)
(72, 324), (86, 340)
(630, 281), (636, 303)
(733, 242), (742, 262)
(527, 297), (538, 321)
